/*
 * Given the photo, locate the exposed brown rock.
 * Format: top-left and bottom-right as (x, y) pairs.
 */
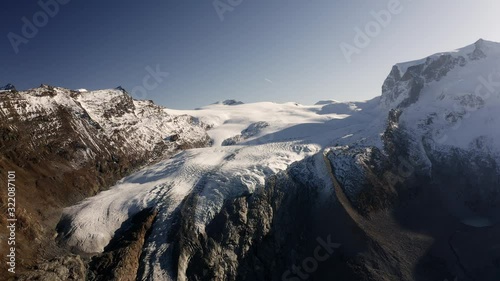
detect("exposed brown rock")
(88, 208), (158, 281)
(0, 87), (211, 277)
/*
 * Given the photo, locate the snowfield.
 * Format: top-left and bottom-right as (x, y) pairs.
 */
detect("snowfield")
(58, 97), (385, 279)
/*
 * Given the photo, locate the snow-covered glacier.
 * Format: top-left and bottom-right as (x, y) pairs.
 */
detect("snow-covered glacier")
(57, 97), (384, 278)
(56, 39), (500, 281)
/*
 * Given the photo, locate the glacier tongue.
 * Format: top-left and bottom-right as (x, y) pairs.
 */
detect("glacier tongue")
(57, 98), (384, 279)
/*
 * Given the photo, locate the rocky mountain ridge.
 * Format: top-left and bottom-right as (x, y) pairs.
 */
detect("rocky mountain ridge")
(0, 85), (211, 279)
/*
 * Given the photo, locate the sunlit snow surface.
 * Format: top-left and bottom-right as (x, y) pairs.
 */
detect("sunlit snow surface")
(59, 98), (384, 279)
(393, 40), (500, 151)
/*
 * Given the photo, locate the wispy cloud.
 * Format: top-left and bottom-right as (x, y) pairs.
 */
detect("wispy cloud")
(264, 78), (273, 84)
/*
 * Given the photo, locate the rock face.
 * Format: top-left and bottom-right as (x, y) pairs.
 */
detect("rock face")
(18, 255), (87, 281)
(381, 39), (495, 109)
(0, 85), (211, 276)
(88, 208), (158, 281)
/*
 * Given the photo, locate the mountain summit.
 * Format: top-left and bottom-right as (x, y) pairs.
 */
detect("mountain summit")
(0, 83), (15, 91)
(382, 39), (500, 109)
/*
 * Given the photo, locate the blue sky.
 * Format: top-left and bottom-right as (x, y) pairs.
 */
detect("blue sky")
(1, 0), (500, 109)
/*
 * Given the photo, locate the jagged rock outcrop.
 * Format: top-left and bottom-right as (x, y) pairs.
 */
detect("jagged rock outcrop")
(381, 39), (492, 109)
(0, 83), (16, 92)
(222, 121), (269, 146)
(88, 208), (158, 281)
(214, 100), (244, 106)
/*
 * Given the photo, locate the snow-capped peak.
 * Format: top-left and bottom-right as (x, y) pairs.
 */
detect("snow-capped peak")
(380, 38), (500, 154)
(394, 39), (500, 77)
(466, 38), (500, 56)
(115, 86), (128, 94)
(0, 83), (15, 91)
(382, 39), (500, 109)
(40, 83), (54, 88)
